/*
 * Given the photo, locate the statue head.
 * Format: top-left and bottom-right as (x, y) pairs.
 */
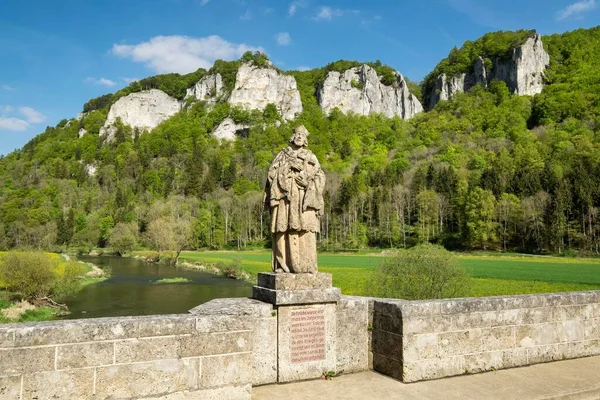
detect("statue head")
(289, 125), (310, 148)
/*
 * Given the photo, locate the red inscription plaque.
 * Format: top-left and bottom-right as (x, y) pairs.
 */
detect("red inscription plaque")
(290, 308), (326, 364)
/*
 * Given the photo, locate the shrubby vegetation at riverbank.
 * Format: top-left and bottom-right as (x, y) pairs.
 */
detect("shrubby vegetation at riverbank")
(0, 252), (106, 322)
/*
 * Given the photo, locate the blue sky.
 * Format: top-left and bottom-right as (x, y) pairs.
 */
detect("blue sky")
(0, 0), (598, 155)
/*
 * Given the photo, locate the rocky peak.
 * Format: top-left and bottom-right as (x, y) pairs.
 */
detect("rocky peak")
(427, 33), (550, 109)
(100, 89), (181, 140)
(318, 64), (423, 119)
(185, 73), (224, 103)
(228, 63), (303, 121)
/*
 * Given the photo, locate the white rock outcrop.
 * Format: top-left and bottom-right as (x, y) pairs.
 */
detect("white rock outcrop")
(228, 64), (302, 121)
(185, 74), (223, 103)
(427, 34), (550, 109)
(318, 64), (423, 119)
(78, 128), (87, 138)
(211, 117), (249, 141)
(100, 89), (181, 140)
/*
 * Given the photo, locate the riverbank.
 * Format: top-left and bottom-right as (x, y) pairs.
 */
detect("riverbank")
(0, 253), (108, 323)
(129, 250), (252, 282)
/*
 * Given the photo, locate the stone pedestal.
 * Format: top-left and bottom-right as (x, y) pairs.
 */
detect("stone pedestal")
(253, 273), (341, 383)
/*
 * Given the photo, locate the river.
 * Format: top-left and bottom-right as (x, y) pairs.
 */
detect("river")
(61, 256), (252, 319)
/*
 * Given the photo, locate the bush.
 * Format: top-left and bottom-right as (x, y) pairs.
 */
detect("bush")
(214, 258), (243, 279)
(53, 261), (86, 299)
(0, 252), (58, 300)
(366, 244), (471, 300)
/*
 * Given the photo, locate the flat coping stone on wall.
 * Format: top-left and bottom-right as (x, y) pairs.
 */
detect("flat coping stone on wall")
(257, 273), (333, 291)
(253, 286), (341, 306)
(189, 297), (274, 318)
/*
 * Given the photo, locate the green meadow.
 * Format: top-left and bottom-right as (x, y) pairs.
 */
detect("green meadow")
(178, 251), (600, 297)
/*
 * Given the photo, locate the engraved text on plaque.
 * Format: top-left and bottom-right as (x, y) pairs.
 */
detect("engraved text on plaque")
(290, 308), (326, 364)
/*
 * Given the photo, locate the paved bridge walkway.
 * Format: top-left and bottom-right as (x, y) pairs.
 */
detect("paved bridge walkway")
(253, 356), (600, 400)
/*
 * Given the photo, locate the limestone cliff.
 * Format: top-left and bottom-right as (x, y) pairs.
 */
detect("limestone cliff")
(185, 73), (224, 103)
(228, 64), (303, 121)
(318, 64), (423, 119)
(100, 89), (181, 140)
(427, 34), (549, 109)
(212, 117), (250, 141)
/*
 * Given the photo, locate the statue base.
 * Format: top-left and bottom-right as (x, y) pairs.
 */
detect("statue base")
(252, 272), (341, 382)
(253, 272), (340, 305)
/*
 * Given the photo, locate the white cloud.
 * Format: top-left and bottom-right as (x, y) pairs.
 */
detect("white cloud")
(288, 1), (307, 16)
(0, 117), (29, 131)
(1, 85), (15, 91)
(313, 6), (358, 21)
(556, 0), (596, 20)
(200, 0), (211, 5)
(123, 77), (139, 84)
(85, 77), (117, 87)
(297, 66), (311, 71)
(19, 107), (46, 123)
(111, 35), (262, 74)
(0, 105), (15, 114)
(275, 32), (292, 46)
(240, 10), (252, 20)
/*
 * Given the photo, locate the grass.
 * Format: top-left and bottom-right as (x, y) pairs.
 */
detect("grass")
(153, 277), (192, 284)
(178, 250), (600, 297)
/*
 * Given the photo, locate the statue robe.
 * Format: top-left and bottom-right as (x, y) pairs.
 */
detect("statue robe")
(266, 146), (325, 273)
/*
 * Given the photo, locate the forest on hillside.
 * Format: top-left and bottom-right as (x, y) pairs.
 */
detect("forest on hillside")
(0, 27), (600, 255)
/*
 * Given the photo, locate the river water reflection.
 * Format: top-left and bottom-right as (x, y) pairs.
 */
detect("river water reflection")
(61, 256), (252, 319)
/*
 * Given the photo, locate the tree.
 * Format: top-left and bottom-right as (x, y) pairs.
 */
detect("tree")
(496, 193), (521, 252)
(109, 222), (138, 256)
(466, 188), (498, 249)
(146, 216), (193, 264)
(366, 244), (471, 300)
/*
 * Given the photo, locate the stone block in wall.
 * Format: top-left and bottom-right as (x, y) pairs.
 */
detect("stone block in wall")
(516, 323), (562, 347)
(0, 375), (21, 399)
(463, 348), (528, 373)
(438, 329), (484, 357)
(22, 368), (94, 399)
(372, 330), (402, 361)
(553, 304), (595, 321)
(527, 344), (563, 364)
(481, 326), (516, 352)
(403, 356), (464, 382)
(0, 346), (55, 375)
(568, 339), (600, 358)
(199, 353), (253, 388)
(115, 336), (180, 363)
(0, 330), (13, 348)
(584, 318), (600, 340)
(189, 297), (277, 386)
(560, 320), (586, 342)
(195, 315), (253, 333)
(252, 316), (277, 386)
(2, 315), (197, 347)
(95, 358), (198, 399)
(402, 333), (438, 360)
(373, 352), (402, 380)
(336, 296), (369, 373)
(179, 331), (252, 358)
(516, 307), (554, 325)
(57, 341), (114, 369)
(403, 315), (453, 335)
